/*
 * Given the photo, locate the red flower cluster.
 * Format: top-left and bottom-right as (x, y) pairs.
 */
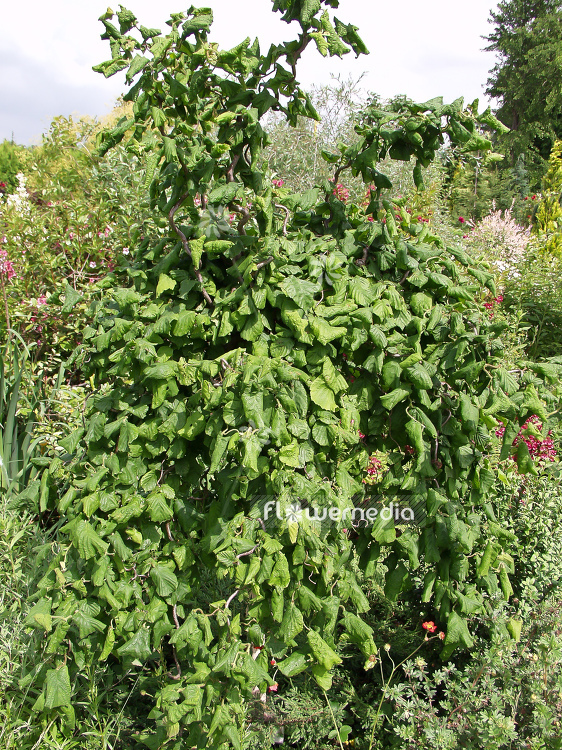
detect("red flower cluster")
(523, 195), (537, 201)
(483, 295), (503, 316)
(333, 183), (349, 202)
(458, 216), (465, 223)
(495, 415), (557, 463)
(417, 215), (430, 223)
(366, 455), (382, 477)
(0, 250), (16, 281)
(272, 178), (285, 188)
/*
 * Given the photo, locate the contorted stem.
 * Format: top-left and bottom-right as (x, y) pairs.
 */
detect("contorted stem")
(168, 190), (214, 307)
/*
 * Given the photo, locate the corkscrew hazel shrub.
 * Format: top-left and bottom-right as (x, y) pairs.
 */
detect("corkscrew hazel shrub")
(18, 2), (562, 746)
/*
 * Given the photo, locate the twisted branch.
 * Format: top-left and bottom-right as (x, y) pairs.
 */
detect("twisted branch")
(168, 190), (214, 307)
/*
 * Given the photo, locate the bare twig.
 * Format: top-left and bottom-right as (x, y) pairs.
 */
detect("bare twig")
(226, 589), (240, 610)
(236, 546), (257, 560)
(169, 645), (182, 681)
(165, 522), (174, 542)
(288, 33), (311, 79)
(274, 203), (290, 235)
(255, 256), (274, 272)
(230, 203), (250, 235)
(332, 159), (353, 187)
(356, 247), (369, 266)
(226, 154), (241, 183)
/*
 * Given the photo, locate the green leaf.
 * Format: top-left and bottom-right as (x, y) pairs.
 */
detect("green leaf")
(117, 627), (153, 661)
(516, 440), (538, 475)
(384, 561), (409, 600)
(147, 492), (173, 522)
(309, 318), (347, 345)
(278, 602), (304, 641)
(277, 650), (309, 677)
(100, 624), (115, 660)
(279, 441), (302, 467)
(159, 133), (176, 161)
(150, 565), (178, 597)
(341, 612), (376, 657)
(63, 519), (109, 560)
(126, 54), (149, 82)
(156, 273), (176, 296)
(62, 283), (82, 313)
(307, 630), (342, 670)
(441, 611), (474, 658)
(507, 618), (522, 643)
(26, 599), (52, 632)
(322, 359), (347, 393)
(74, 610), (106, 639)
(269, 553), (290, 590)
(459, 394), (479, 432)
(45, 666), (71, 710)
(280, 277), (319, 310)
(60, 427), (85, 454)
(380, 387), (411, 410)
(310, 377), (337, 411)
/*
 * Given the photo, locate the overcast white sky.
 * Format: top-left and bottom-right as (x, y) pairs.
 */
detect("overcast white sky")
(1, 0), (499, 145)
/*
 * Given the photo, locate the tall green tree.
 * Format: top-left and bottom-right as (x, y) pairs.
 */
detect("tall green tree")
(485, 0), (562, 179)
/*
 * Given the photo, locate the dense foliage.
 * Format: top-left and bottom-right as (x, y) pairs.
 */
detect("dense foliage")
(485, 0), (562, 176)
(10, 3), (562, 749)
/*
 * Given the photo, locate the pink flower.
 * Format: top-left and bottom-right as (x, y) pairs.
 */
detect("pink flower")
(104, 227), (110, 237)
(268, 682), (278, 693)
(272, 178), (285, 188)
(0, 250), (16, 281)
(358, 431), (365, 439)
(459, 217), (465, 223)
(333, 183), (349, 203)
(37, 295), (47, 306)
(496, 415), (557, 464)
(422, 621), (437, 633)
(89, 261), (96, 268)
(122, 248), (130, 255)
(495, 295), (503, 303)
